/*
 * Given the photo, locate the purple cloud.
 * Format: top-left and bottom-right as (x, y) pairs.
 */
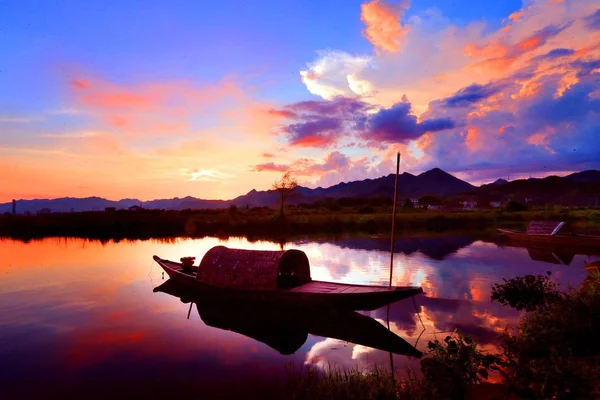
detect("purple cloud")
(284, 117), (342, 147)
(532, 48), (575, 63)
(584, 8), (600, 30)
(272, 96), (373, 148)
(442, 83), (506, 108)
(362, 102), (455, 142)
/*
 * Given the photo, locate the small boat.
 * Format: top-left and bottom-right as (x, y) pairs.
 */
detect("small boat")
(498, 221), (600, 248)
(153, 279), (423, 357)
(153, 245), (423, 311)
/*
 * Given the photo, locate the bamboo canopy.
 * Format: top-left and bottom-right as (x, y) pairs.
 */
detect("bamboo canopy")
(526, 221), (570, 236)
(198, 246), (311, 290)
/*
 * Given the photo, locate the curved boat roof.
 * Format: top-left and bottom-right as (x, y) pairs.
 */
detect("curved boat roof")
(198, 246), (311, 290)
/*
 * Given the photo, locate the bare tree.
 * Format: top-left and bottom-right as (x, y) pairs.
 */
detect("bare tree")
(272, 171), (298, 219)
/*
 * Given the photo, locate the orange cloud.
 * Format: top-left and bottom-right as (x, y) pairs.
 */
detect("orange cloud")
(465, 127), (482, 152)
(69, 76), (245, 135)
(360, 0), (410, 54)
(508, 9), (524, 23)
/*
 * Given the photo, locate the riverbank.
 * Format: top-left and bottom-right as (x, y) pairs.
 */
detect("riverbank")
(1, 207), (598, 241)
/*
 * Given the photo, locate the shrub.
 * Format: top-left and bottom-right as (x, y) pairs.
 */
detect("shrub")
(501, 289), (600, 399)
(491, 272), (561, 311)
(505, 200), (528, 212)
(420, 334), (504, 399)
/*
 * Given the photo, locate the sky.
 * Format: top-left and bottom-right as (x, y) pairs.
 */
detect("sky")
(0, 0), (599, 202)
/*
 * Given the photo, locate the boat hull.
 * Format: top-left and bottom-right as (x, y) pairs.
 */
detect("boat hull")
(154, 279), (423, 357)
(153, 256), (423, 311)
(497, 228), (600, 248)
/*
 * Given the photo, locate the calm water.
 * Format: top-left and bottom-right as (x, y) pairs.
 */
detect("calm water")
(1, 235), (597, 398)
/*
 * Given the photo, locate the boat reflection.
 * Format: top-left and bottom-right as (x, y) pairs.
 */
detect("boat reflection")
(498, 238), (600, 258)
(154, 279), (422, 358)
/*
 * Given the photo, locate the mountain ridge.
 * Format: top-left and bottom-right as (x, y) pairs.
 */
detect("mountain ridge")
(2, 168), (599, 214)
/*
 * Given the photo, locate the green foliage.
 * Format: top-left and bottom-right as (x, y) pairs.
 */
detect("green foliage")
(505, 200), (528, 212)
(500, 289), (600, 399)
(420, 334), (504, 399)
(491, 272), (561, 311)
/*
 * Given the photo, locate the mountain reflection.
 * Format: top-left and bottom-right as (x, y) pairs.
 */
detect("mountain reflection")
(154, 279), (422, 358)
(313, 235), (477, 260)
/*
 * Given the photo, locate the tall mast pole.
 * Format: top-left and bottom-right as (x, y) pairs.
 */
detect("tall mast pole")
(389, 152), (400, 288)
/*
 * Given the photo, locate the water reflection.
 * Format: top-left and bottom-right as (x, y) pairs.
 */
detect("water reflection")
(154, 279), (422, 357)
(0, 235), (597, 397)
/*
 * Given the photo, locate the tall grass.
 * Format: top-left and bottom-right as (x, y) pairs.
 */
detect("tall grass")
(1, 206), (598, 241)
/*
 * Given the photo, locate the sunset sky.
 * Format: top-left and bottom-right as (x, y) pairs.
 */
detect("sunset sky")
(1, 0), (599, 202)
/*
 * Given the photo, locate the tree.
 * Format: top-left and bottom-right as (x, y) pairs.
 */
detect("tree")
(403, 197), (414, 209)
(272, 171), (298, 219)
(418, 195), (443, 209)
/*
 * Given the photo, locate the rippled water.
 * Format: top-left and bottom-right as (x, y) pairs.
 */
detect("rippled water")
(1, 235), (596, 398)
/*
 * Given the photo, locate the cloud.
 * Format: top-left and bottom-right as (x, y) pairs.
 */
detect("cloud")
(285, 117), (342, 147)
(470, 22), (574, 72)
(584, 8), (600, 30)
(0, 116), (40, 123)
(292, 0), (600, 182)
(305, 151), (351, 173)
(531, 48), (575, 62)
(300, 50), (373, 100)
(253, 162), (289, 172)
(68, 76), (264, 136)
(442, 83), (507, 108)
(362, 101), (455, 142)
(271, 96), (373, 148)
(360, 0), (410, 54)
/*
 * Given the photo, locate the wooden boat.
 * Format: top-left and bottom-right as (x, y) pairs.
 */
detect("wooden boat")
(498, 221), (600, 249)
(152, 246), (423, 311)
(154, 279), (422, 357)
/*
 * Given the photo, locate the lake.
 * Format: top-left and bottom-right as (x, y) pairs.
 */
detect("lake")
(1, 235), (596, 398)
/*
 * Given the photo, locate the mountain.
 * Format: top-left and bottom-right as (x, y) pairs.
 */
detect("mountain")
(470, 170), (600, 206)
(483, 178), (508, 187)
(2, 168), (598, 214)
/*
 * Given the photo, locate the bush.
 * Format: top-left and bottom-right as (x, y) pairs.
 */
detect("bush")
(501, 289), (600, 398)
(491, 272), (561, 311)
(505, 200), (528, 212)
(420, 334), (503, 399)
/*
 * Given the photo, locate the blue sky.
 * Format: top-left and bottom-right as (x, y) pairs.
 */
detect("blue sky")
(0, 0), (598, 201)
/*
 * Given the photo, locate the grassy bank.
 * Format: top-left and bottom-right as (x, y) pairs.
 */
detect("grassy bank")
(1, 206), (599, 241)
(242, 272), (600, 400)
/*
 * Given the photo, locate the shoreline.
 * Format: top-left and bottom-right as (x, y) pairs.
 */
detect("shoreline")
(1, 207), (598, 242)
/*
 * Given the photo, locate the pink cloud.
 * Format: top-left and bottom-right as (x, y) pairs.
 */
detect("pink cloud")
(360, 0), (410, 54)
(253, 162), (289, 172)
(69, 76), (247, 135)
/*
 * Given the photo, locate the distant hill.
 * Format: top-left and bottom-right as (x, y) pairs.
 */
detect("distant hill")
(467, 170), (600, 206)
(482, 178), (508, 187)
(2, 168), (598, 214)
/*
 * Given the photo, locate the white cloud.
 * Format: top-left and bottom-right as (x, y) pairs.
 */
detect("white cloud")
(300, 50), (374, 100)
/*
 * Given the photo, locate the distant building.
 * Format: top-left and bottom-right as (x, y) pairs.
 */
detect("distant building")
(129, 205), (145, 211)
(460, 201), (478, 210)
(105, 207), (116, 212)
(490, 201), (502, 208)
